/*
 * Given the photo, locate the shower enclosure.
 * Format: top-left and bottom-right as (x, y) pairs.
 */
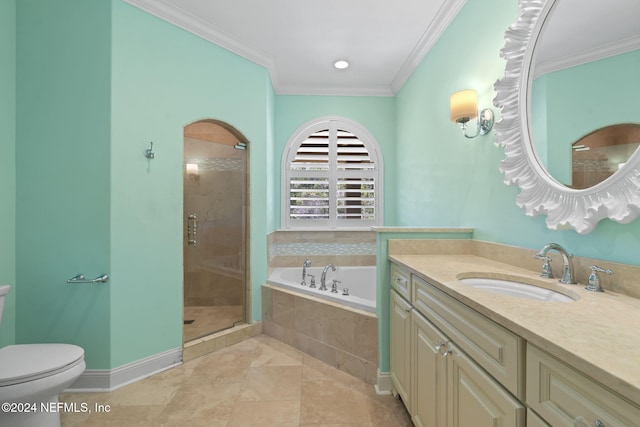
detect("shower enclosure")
(183, 120), (248, 342)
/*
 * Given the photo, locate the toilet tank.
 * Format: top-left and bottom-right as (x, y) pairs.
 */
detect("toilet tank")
(0, 285), (10, 324)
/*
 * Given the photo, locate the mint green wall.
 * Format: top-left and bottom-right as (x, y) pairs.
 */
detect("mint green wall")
(532, 50), (640, 184)
(274, 95), (397, 228)
(13, 0), (271, 370)
(110, 1), (272, 366)
(531, 75), (548, 170)
(0, 0), (16, 346)
(16, 0), (112, 367)
(395, 0), (640, 266)
(396, 0), (516, 230)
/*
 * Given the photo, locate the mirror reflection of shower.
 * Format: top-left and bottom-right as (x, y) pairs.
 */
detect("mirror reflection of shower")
(183, 120), (248, 343)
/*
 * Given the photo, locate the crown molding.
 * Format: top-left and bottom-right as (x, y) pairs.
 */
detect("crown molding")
(390, 0), (467, 94)
(534, 34), (640, 79)
(275, 85), (395, 97)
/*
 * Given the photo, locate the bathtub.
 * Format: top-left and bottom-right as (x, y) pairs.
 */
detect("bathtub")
(266, 266), (376, 313)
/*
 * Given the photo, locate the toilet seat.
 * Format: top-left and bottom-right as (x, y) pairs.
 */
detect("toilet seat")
(0, 344), (85, 387)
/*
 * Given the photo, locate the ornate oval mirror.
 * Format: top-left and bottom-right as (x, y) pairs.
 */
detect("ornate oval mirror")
(493, 0), (640, 234)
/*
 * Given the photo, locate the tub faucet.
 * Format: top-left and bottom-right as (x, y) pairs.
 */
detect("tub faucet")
(535, 243), (576, 284)
(320, 264), (336, 291)
(301, 259), (312, 286)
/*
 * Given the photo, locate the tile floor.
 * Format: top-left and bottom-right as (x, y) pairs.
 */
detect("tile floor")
(60, 335), (413, 426)
(183, 305), (244, 342)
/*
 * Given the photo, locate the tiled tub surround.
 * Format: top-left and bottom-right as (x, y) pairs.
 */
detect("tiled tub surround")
(388, 240), (640, 407)
(262, 284), (378, 385)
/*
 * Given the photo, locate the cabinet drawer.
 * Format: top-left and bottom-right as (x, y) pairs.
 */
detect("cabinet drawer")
(527, 344), (640, 427)
(412, 274), (524, 399)
(390, 263), (411, 301)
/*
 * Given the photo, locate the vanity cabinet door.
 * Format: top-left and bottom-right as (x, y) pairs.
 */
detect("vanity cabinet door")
(448, 342), (525, 427)
(527, 344), (640, 427)
(412, 309), (447, 427)
(390, 289), (412, 411)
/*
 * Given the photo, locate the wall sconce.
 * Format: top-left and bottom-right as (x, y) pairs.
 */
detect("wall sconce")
(450, 89), (494, 139)
(186, 163), (199, 181)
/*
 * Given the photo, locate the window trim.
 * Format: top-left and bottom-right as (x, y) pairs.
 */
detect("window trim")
(281, 116), (384, 230)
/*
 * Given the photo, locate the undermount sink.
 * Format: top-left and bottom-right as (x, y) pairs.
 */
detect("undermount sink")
(458, 277), (576, 302)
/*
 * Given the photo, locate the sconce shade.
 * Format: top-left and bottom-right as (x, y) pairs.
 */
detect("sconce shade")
(450, 89), (478, 123)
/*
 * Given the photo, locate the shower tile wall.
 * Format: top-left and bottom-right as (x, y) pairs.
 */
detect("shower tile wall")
(267, 231), (376, 271)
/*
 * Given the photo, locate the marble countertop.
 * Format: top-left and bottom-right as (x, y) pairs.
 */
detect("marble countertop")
(388, 254), (640, 405)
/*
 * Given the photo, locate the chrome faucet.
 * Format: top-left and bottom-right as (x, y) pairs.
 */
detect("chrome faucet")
(301, 259), (312, 286)
(320, 264), (336, 291)
(534, 243), (576, 284)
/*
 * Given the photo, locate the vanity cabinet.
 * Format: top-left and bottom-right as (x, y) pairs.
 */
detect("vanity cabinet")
(389, 260), (640, 427)
(390, 263), (525, 427)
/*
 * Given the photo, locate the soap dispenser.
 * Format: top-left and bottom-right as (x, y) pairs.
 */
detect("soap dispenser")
(586, 265), (613, 292)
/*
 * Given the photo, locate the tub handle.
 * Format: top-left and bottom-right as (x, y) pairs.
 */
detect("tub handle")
(331, 279), (341, 293)
(342, 288), (349, 296)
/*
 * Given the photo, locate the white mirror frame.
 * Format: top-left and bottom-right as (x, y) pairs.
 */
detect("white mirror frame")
(493, 0), (640, 234)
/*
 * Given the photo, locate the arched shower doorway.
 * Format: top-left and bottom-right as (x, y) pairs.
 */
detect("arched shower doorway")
(182, 119), (249, 343)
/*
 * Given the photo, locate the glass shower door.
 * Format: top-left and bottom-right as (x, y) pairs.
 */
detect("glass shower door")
(183, 124), (246, 342)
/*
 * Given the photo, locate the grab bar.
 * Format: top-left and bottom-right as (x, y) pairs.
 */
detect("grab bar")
(67, 274), (109, 284)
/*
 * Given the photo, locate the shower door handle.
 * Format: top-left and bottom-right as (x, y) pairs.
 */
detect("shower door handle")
(187, 214), (197, 246)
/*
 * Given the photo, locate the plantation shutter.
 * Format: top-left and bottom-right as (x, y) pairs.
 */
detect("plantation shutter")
(336, 129), (375, 223)
(285, 119), (381, 228)
(289, 129), (331, 223)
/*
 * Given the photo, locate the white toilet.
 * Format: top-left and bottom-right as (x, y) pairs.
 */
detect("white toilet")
(0, 285), (86, 427)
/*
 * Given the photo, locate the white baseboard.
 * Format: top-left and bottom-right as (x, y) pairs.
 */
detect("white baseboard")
(375, 370), (393, 395)
(67, 347), (183, 392)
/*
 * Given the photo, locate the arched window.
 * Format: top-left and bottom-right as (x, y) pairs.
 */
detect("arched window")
(282, 117), (383, 229)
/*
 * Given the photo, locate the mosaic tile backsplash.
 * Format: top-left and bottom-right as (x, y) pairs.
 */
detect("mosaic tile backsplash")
(269, 242), (376, 257)
(268, 231), (376, 269)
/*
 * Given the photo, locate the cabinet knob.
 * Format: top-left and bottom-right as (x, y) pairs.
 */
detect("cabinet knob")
(435, 342), (452, 356)
(395, 276), (407, 285)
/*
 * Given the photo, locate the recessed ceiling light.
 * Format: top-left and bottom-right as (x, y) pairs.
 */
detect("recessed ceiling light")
(334, 60), (349, 70)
